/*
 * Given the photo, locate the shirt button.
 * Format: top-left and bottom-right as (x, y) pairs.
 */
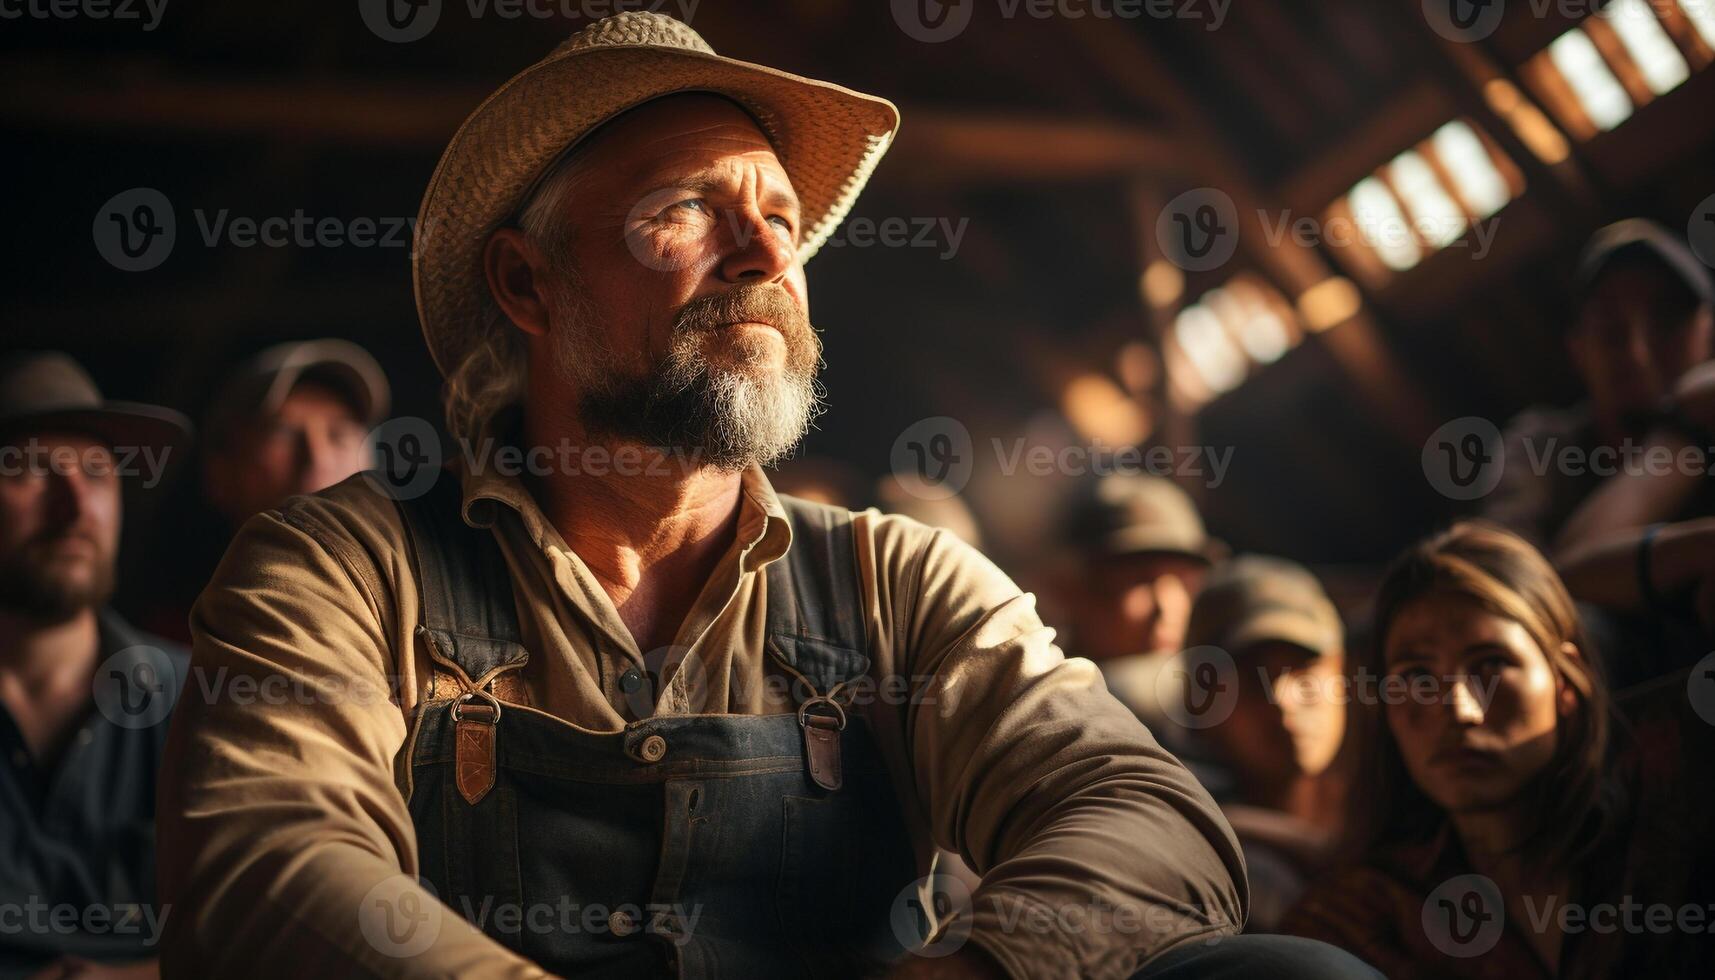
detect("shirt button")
(638, 734), (667, 763)
(608, 909), (639, 936)
(76, 729), (94, 746)
(619, 668), (644, 693)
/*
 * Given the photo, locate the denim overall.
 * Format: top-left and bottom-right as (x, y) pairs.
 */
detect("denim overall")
(395, 479), (920, 978)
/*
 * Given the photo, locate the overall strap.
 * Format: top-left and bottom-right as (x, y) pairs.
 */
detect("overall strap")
(766, 496), (870, 792)
(394, 473), (530, 688)
(764, 495), (871, 694)
(394, 472), (528, 806)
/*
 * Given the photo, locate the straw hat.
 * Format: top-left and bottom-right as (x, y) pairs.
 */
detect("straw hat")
(413, 12), (901, 377)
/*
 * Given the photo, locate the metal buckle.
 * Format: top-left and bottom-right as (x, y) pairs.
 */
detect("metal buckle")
(450, 689), (503, 724)
(796, 695), (847, 731)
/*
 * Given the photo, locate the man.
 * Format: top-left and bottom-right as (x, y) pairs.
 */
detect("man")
(1485, 219), (1715, 551)
(134, 339), (389, 642)
(1176, 557), (1348, 933)
(1055, 473), (1218, 731)
(156, 14), (1376, 979)
(201, 339), (389, 528)
(0, 352), (191, 979)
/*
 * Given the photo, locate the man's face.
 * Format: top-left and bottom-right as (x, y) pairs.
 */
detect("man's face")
(1209, 640), (1346, 794)
(206, 380), (370, 523)
(1570, 265), (1715, 427)
(527, 94), (821, 469)
(0, 432), (121, 621)
(1074, 552), (1207, 660)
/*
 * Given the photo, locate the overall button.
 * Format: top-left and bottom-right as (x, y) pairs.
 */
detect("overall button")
(608, 909), (639, 937)
(619, 668), (644, 694)
(637, 734), (667, 762)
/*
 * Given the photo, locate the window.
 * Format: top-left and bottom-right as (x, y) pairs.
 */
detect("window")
(1328, 120), (1521, 276)
(1522, 0), (1711, 140)
(1164, 275), (1304, 410)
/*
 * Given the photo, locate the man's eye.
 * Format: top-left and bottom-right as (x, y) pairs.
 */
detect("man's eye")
(767, 215), (793, 233)
(665, 199), (707, 216)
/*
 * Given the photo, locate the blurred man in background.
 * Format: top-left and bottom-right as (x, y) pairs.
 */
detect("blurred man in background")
(201, 339), (389, 528)
(135, 340), (388, 642)
(1056, 473), (1219, 729)
(1487, 219), (1715, 550)
(1177, 556), (1348, 933)
(0, 352), (191, 980)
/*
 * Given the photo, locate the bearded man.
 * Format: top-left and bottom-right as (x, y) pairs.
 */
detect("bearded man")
(156, 14), (1378, 980)
(0, 351), (191, 979)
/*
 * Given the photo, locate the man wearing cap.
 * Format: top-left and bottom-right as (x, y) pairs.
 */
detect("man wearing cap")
(201, 339), (390, 529)
(156, 14), (1376, 980)
(1176, 557), (1348, 933)
(1486, 218), (1715, 551)
(1054, 474), (1218, 732)
(0, 352), (191, 979)
(134, 340), (391, 643)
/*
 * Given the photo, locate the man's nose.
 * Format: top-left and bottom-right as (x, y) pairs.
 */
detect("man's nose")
(718, 205), (793, 284)
(43, 464), (93, 523)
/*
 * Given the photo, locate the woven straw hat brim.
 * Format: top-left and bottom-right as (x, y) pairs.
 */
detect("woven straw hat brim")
(413, 44), (900, 377)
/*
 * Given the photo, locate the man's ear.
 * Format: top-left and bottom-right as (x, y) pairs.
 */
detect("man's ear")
(484, 228), (553, 339)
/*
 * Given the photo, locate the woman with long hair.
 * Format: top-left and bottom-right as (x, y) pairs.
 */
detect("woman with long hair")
(1283, 521), (1712, 978)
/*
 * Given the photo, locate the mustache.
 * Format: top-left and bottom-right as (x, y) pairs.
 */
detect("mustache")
(27, 528), (102, 551)
(672, 284), (811, 337)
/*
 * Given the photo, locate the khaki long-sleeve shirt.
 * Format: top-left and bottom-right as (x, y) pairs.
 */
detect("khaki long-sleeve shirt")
(156, 463), (1245, 979)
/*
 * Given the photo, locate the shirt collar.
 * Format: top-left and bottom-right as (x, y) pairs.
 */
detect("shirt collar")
(453, 448), (792, 573)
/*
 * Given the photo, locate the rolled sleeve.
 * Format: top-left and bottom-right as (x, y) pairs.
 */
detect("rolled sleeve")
(882, 521), (1247, 979)
(155, 491), (550, 979)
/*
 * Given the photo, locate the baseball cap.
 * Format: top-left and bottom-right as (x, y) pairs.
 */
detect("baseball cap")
(1067, 473), (1213, 562)
(1184, 555), (1342, 657)
(204, 339), (390, 449)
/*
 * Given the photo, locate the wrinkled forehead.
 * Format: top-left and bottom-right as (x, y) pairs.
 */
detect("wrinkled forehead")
(569, 92), (792, 191)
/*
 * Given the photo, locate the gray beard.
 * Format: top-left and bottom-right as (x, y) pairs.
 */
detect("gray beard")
(547, 287), (824, 471)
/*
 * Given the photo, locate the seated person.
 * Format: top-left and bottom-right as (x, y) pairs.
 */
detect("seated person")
(133, 340), (389, 643)
(1485, 219), (1714, 552)
(1177, 556), (1348, 933)
(1054, 473), (1220, 731)
(1284, 521), (1714, 978)
(152, 14), (1381, 978)
(0, 352), (192, 979)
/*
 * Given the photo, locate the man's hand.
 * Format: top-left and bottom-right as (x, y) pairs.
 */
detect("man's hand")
(885, 947), (1010, 980)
